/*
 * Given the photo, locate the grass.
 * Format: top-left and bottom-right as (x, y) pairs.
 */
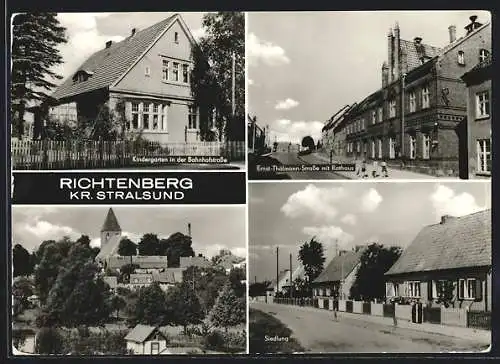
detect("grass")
(249, 308), (304, 354)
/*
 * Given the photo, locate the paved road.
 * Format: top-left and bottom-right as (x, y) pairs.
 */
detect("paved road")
(251, 302), (489, 353)
(270, 152), (346, 179)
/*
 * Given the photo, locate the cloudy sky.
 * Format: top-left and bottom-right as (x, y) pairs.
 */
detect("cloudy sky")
(12, 205), (246, 259)
(247, 10), (491, 144)
(50, 12), (207, 83)
(249, 181), (491, 282)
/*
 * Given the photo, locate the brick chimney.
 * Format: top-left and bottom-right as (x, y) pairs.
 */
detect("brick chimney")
(440, 215), (456, 224)
(465, 15), (483, 35)
(382, 61), (389, 87)
(393, 22), (400, 80)
(131, 28), (137, 37)
(448, 25), (457, 43)
(105, 40), (113, 49)
(387, 27), (393, 84)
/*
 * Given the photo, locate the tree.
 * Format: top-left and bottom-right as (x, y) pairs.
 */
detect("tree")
(228, 267), (246, 298)
(191, 12), (245, 141)
(110, 294), (126, 319)
(34, 239), (68, 304)
(436, 280), (455, 308)
(13, 244), (34, 277)
(13, 276), (34, 316)
(249, 281), (271, 298)
(118, 238), (137, 266)
(298, 238), (325, 286)
(292, 277), (310, 298)
(158, 232), (195, 267)
(209, 284), (245, 332)
(350, 243), (402, 301)
(137, 233), (160, 256)
(211, 249), (233, 266)
(90, 103), (119, 141)
(119, 264), (140, 284)
(194, 267), (229, 315)
(36, 327), (64, 354)
(11, 13), (67, 138)
(132, 283), (168, 326)
(301, 136), (315, 151)
(37, 242), (113, 327)
(165, 282), (204, 333)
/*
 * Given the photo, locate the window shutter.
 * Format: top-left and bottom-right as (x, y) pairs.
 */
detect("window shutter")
(427, 280), (433, 300)
(475, 279), (483, 301)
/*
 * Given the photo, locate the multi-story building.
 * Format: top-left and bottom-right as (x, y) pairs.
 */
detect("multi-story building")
(332, 15), (491, 177)
(321, 103), (356, 158)
(51, 14), (212, 143)
(461, 56), (492, 178)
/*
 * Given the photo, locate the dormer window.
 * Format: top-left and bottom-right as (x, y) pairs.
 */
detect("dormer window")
(72, 70), (93, 83)
(457, 51), (465, 65)
(174, 32), (179, 43)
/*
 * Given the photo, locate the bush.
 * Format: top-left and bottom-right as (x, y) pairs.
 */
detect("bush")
(204, 330), (225, 351)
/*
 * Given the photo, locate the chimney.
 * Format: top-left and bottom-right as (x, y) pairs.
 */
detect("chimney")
(131, 28), (137, 37)
(187, 223), (191, 237)
(440, 215), (455, 224)
(393, 22), (400, 80)
(414, 37), (422, 44)
(105, 40), (113, 49)
(387, 28), (393, 84)
(448, 25), (457, 43)
(465, 15), (483, 35)
(382, 61), (389, 87)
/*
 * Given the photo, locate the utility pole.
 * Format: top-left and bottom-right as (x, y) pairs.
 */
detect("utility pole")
(276, 246), (279, 294)
(401, 73), (406, 158)
(289, 253), (293, 299)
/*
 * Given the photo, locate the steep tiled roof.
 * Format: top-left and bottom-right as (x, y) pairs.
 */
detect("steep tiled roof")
(152, 268), (184, 284)
(52, 15), (177, 101)
(400, 39), (441, 73)
(322, 104), (352, 132)
(107, 255), (169, 270)
(101, 208), (121, 232)
(386, 209), (491, 276)
(313, 249), (365, 284)
(125, 325), (166, 343)
(180, 256), (212, 269)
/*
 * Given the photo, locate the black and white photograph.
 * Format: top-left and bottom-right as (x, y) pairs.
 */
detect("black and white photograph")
(11, 205), (246, 355)
(247, 11), (491, 180)
(11, 12), (245, 170)
(249, 181), (491, 353)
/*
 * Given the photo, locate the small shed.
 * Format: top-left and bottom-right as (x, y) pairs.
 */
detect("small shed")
(124, 325), (168, 355)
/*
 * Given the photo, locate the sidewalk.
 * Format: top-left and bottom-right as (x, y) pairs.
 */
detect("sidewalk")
(299, 152), (443, 179)
(260, 302), (490, 344)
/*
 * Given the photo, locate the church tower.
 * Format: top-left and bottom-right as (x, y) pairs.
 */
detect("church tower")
(96, 208), (122, 266)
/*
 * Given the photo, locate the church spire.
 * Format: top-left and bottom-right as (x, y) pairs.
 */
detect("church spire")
(101, 208), (121, 232)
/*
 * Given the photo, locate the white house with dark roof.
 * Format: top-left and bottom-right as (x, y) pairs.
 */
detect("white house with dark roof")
(50, 14), (210, 143)
(385, 209), (491, 312)
(125, 325), (168, 355)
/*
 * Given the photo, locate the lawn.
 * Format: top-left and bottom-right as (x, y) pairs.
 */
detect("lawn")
(249, 308), (304, 354)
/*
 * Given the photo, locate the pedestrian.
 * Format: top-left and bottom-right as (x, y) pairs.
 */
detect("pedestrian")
(361, 159), (368, 178)
(392, 299), (398, 327)
(372, 160), (379, 178)
(380, 160), (389, 177)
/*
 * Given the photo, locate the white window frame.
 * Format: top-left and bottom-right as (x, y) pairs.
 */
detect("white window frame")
(182, 64), (189, 84)
(377, 138), (383, 158)
(188, 105), (198, 129)
(389, 137), (395, 159)
(479, 49), (489, 63)
(389, 99), (396, 118)
(371, 139), (375, 158)
(151, 341), (160, 355)
(409, 135), (416, 159)
(458, 50), (465, 65)
(162, 60), (169, 81)
(172, 62), (179, 82)
(372, 110), (376, 124)
(152, 104), (159, 130)
(131, 102), (140, 130)
(476, 138), (491, 173)
(406, 281), (421, 298)
(458, 278), (476, 299)
(143, 103), (151, 130)
(422, 133), (430, 159)
(378, 107), (383, 123)
(476, 91), (490, 118)
(422, 86), (430, 109)
(409, 91), (416, 113)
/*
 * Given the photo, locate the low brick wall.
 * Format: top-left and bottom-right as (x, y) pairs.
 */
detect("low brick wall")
(371, 303), (384, 316)
(339, 300), (347, 312)
(442, 307), (467, 327)
(395, 304), (412, 321)
(353, 301), (363, 314)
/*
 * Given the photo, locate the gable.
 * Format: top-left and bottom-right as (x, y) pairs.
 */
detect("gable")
(112, 17), (195, 99)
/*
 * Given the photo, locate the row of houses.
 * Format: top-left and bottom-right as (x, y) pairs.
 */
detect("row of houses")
(321, 15), (491, 178)
(98, 208), (246, 292)
(307, 209), (491, 314)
